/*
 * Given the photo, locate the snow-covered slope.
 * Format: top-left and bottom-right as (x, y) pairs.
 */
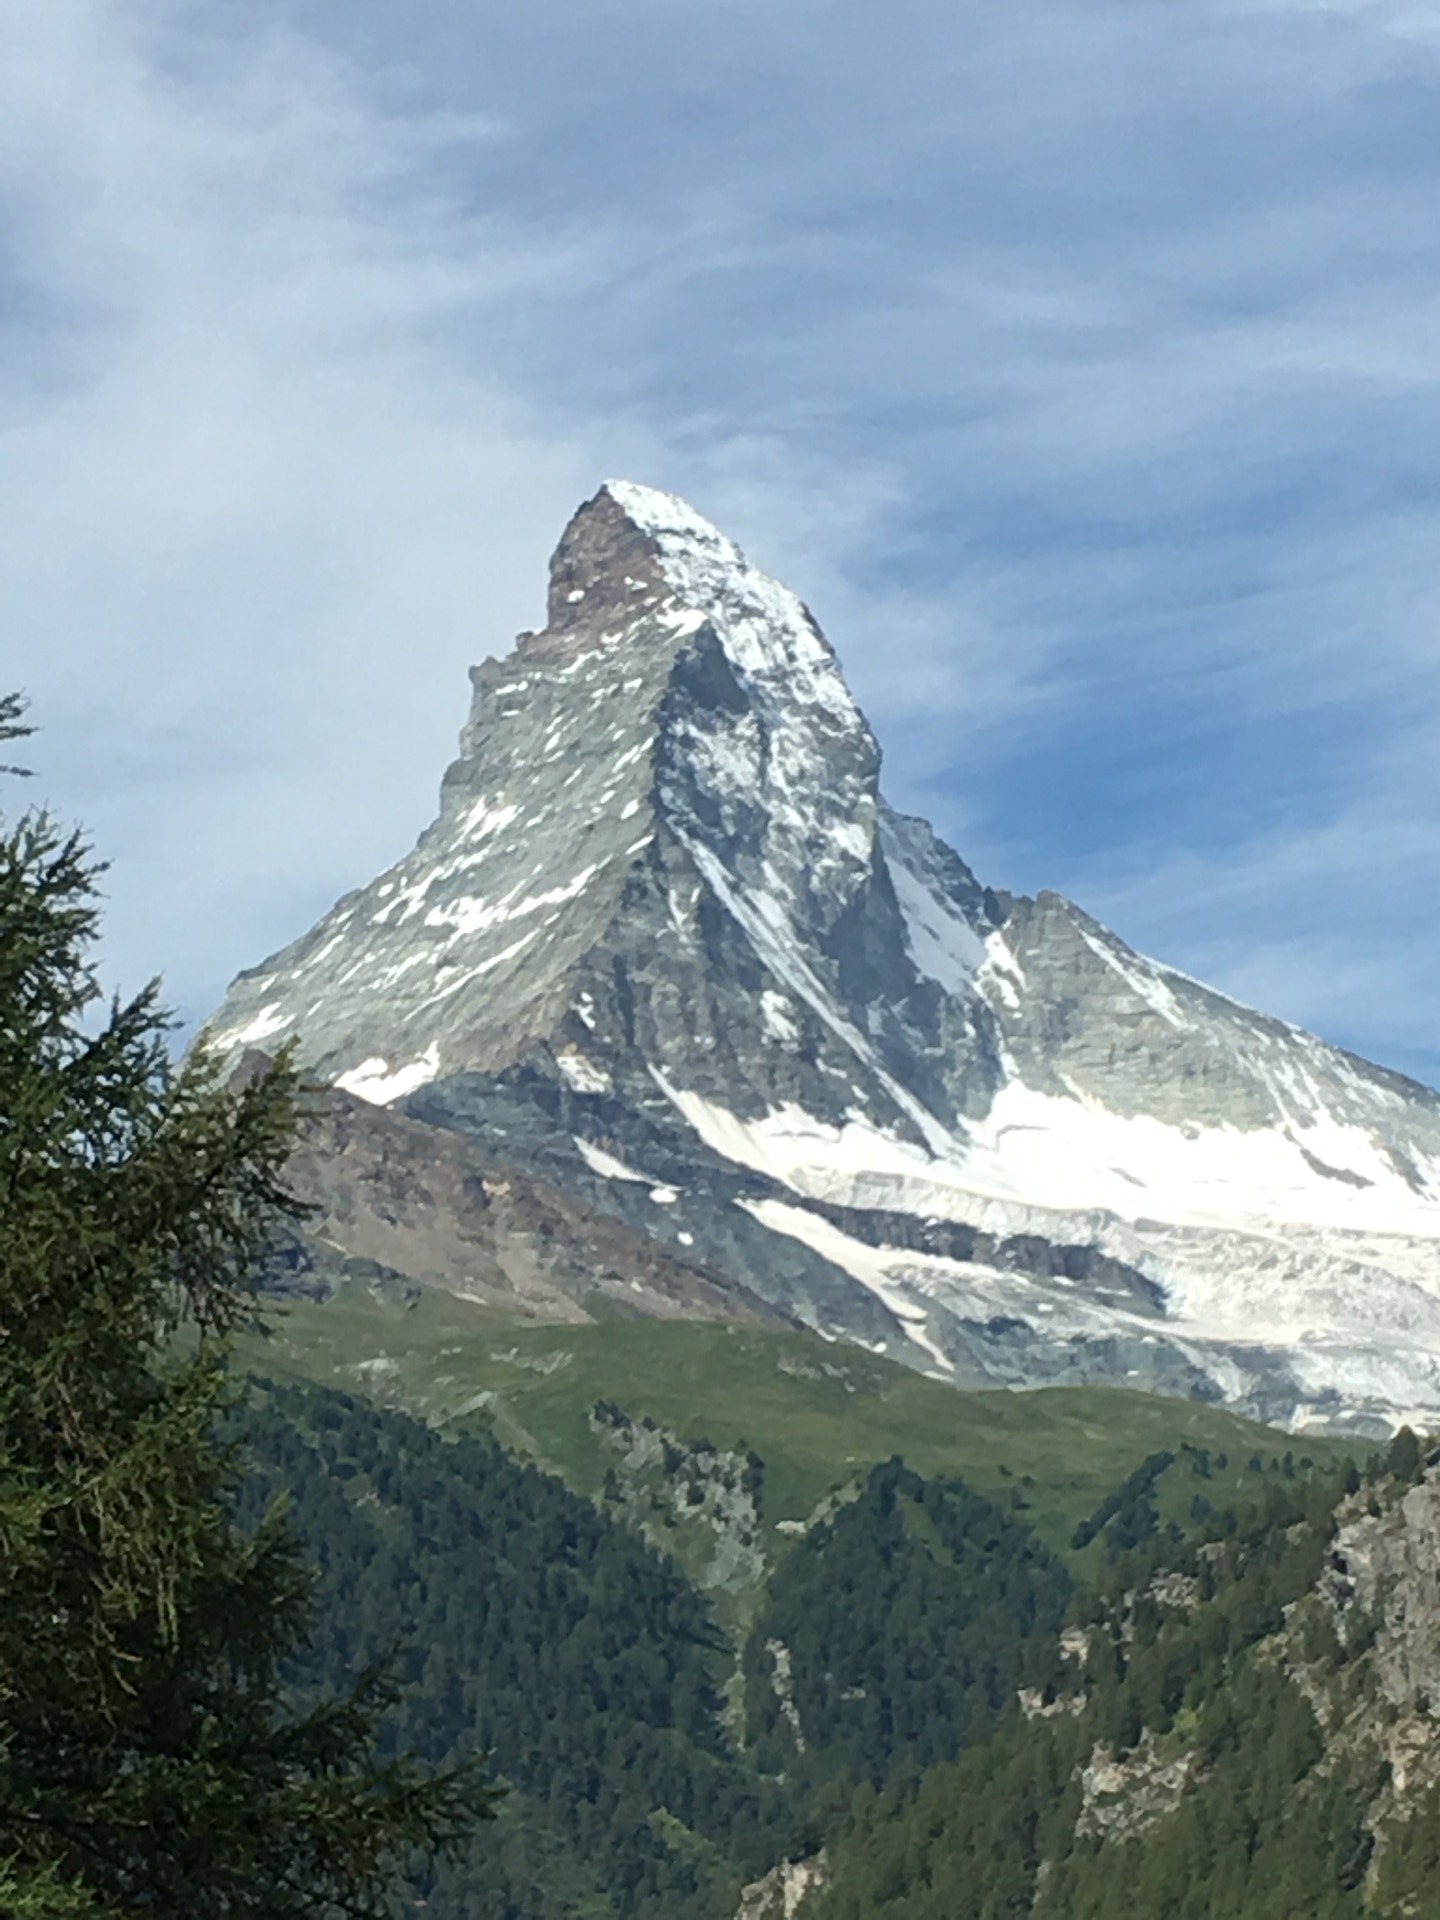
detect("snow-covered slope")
(209, 482), (1440, 1432)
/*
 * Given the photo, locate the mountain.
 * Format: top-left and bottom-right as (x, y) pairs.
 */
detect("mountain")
(208, 480), (1440, 1432)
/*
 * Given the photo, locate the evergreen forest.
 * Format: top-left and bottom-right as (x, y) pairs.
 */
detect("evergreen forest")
(230, 1371), (1440, 1920)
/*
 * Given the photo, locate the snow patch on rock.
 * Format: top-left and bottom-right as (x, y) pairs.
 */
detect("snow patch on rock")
(336, 1042), (441, 1105)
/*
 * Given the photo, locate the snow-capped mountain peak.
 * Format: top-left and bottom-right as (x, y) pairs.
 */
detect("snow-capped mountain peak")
(208, 482), (1440, 1433)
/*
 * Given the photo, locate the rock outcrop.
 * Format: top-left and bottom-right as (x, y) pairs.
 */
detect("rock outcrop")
(1308, 1462), (1440, 1814)
(735, 1854), (828, 1920)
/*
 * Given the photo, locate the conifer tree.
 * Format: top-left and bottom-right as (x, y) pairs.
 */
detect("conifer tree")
(0, 696), (491, 1916)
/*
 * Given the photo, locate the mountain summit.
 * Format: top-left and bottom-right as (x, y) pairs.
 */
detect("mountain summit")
(210, 482), (1440, 1431)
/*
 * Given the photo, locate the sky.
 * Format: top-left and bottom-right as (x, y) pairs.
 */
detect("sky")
(3, 0), (1439, 1085)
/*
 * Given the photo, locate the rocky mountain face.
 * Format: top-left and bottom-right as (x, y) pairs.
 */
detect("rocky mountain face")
(268, 1074), (785, 1330)
(1314, 1461), (1440, 1813)
(210, 481), (1440, 1432)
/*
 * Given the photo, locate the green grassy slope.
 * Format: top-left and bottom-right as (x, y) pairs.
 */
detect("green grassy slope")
(237, 1283), (1346, 1566)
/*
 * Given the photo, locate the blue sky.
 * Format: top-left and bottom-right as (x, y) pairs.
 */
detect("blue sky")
(3, 0), (1440, 1084)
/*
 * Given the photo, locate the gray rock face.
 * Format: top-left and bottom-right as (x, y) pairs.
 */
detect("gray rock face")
(271, 1080), (789, 1329)
(734, 1852), (828, 1920)
(1325, 1468), (1440, 1722)
(1077, 1733), (1198, 1842)
(1294, 1463), (1440, 1816)
(209, 481), (1440, 1430)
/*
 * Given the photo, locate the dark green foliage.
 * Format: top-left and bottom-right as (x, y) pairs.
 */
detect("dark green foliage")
(1071, 1449), (1174, 1551)
(1372, 1780), (1440, 1911)
(815, 1714), (1090, 1920)
(237, 1380), (794, 1919)
(743, 1458), (1071, 1787)
(0, 746), (486, 1918)
(1386, 1426), (1423, 1486)
(810, 1469), (1371, 1920)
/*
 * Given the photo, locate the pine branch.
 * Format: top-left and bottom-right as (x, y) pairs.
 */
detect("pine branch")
(1, 691), (34, 778)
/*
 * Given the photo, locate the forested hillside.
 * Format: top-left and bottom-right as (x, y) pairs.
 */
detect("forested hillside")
(811, 1439), (1440, 1919)
(236, 1382), (794, 1920)
(228, 1368), (1440, 1920)
(743, 1459), (1071, 1787)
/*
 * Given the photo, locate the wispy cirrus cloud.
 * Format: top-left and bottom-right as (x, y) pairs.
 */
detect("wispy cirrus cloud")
(0, 1), (641, 1020)
(3, 0), (1439, 1081)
